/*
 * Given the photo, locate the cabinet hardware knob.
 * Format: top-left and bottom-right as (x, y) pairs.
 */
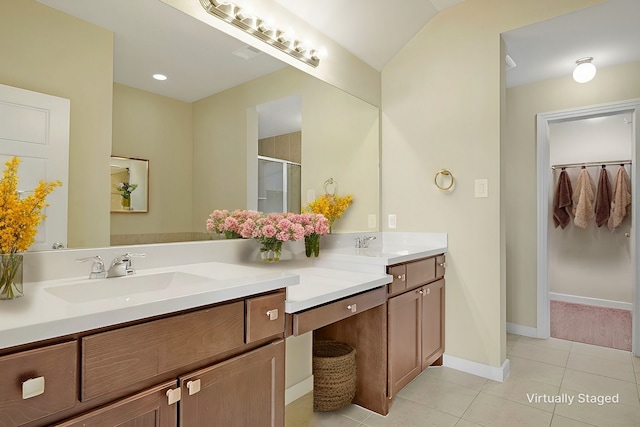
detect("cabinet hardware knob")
(166, 388), (181, 405)
(22, 376), (45, 400)
(187, 379), (201, 395)
(417, 289), (425, 295)
(426, 288), (431, 295)
(347, 304), (357, 313)
(396, 274), (406, 281)
(439, 262), (447, 268)
(266, 309), (279, 320)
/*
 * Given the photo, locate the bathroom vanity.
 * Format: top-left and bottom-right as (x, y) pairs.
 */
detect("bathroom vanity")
(285, 233), (447, 416)
(0, 261), (297, 427)
(0, 232), (447, 426)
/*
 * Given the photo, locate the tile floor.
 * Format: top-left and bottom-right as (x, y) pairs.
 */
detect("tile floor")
(285, 334), (640, 427)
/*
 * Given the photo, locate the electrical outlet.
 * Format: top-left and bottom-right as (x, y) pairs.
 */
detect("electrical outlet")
(306, 189), (315, 203)
(368, 214), (376, 228)
(388, 214), (397, 229)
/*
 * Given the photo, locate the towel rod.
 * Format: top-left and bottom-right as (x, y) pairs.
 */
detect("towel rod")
(551, 160), (632, 170)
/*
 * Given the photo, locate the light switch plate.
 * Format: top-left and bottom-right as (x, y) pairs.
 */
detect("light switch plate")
(368, 214), (376, 228)
(475, 179), (488, 198)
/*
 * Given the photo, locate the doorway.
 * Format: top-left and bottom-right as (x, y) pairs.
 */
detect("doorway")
(537, 99), (640, 355)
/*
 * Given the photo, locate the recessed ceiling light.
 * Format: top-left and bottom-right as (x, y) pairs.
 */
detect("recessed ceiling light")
(152, 74), (167, 81)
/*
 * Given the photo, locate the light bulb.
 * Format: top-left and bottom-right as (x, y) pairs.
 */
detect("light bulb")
(573, 57), (596, 83)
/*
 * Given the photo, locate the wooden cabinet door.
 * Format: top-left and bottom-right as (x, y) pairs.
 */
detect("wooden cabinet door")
(53, 380), (177, 427)
(179, 340), (285, 427)
(421, 279), (445, 370)
(387, 288), (422, 398)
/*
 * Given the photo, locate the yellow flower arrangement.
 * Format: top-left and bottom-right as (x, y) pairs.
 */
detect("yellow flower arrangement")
(305, 193), (353, 232)
(0, 157), (61, 299)
(0, 157), (61, 253)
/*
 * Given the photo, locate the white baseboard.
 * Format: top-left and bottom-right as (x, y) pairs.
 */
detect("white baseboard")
(549, 292), (633, 311)
(285, 375), (313, 406)
(506, 322), (538, 338)
(443, 354), (510, 383)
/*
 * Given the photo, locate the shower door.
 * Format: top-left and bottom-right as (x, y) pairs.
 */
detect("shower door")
(258, 156), (301, 213)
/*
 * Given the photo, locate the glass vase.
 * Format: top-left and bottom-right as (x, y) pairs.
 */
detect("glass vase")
(224, 231), (242, 239)
(260, 240), (283, 263)
(304, 234), (320, 258)
(121, 196), (131, 210)
(0, 253), (24, 300)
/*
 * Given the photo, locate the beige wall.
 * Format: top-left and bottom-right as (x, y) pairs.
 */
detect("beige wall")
(381, 0), (602, 367)
(111, 84), (194, 237)
(505, 61), (640, 328)
(0, 0), (113, 248)
(192, 67), (380, 234)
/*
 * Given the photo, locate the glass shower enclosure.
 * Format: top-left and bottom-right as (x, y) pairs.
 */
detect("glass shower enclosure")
(258, 156), (301, 214)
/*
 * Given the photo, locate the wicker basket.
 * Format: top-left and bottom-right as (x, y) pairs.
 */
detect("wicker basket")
(312, 340), (357, 412)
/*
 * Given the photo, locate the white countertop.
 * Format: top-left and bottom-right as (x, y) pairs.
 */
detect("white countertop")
(319, 244), (446, 266)
(1, 232), (447, 351)
(283, 267), (391, 313)
(0, 262), (298, 350)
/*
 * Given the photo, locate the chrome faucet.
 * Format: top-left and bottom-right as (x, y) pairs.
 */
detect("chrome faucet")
(76, 256), (107, 279)
(107, 253), (145, 278)
(354, 236), (376, 249)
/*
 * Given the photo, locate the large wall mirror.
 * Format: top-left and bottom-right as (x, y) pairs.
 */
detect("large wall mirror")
(6, 0), (380, 249)
(110, 156), (149, 213)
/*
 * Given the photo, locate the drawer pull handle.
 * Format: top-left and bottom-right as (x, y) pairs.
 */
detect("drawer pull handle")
(347, 304), (357, 313)
(396, 274), (406, 281)
(187, 379), (201, 395)
(166, 387), (181, 405)
(426, 288), (431, 295)
(22, 376), (45, 400)
(266, 309), (279, 321)
(439, 262), (447, 268)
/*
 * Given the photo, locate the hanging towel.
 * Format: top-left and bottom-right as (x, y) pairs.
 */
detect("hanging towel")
(553, 170), (573, 229)
(594, 167), (611, 227)
(607, 166), (632, 231)
(572, 168), (595, 229)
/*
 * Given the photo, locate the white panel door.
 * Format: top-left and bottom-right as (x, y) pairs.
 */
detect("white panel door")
(0, 83), (70, 251)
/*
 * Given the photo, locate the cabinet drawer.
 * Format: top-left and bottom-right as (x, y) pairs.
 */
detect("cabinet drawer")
(387, 264), (406, 295)
(436, 254), (446, 278)
(292, 286), (387, 336)
(405, 257), (436, 289)
(0, 341), (77, 426)
(81, 302), (244, 401)
(246, 291), (285, 343)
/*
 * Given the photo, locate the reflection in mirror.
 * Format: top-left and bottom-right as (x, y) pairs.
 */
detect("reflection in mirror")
(256, 94), (302, 214)
(110, 156), (149, 213)
(7, 0), (380, 249)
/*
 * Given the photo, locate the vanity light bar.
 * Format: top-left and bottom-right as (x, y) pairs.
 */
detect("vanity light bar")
(200, 0), (320, 68)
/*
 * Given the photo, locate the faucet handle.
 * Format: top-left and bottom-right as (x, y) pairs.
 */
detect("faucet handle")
(112, 253), (145, 276)
(76, 256), (106, 279)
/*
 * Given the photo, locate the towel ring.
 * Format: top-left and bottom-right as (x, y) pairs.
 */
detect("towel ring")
(434, 169), (455, 191)
(323, 178), (336, 195)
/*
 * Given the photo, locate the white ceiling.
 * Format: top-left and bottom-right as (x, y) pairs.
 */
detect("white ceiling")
(36, 0), (640, 132)
(271, 0), (464, 71)
(503, 0), (640, 87)
(38, 0), (288, 103)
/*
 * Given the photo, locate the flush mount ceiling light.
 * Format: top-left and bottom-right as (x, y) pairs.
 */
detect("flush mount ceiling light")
(200, 0), (320, 67)
(152, 73), (167, 81)
(572, 57), (596, 83)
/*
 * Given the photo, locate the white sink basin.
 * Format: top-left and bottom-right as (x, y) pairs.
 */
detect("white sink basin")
(45, 271), (211, 303)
